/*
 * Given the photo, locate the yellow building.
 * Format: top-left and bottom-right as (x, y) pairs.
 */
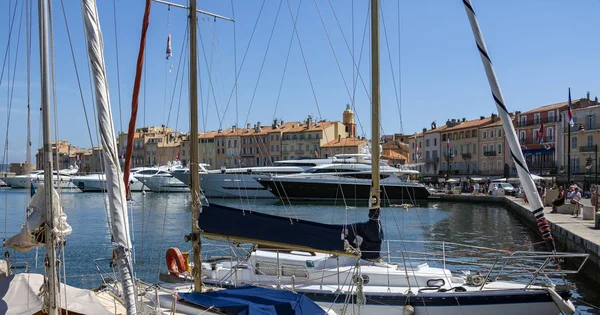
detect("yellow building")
(320, 137), (367, 157)
(478, 117), (511, 176)
(281, 116), (347, 159)
(441, 116), (494, 175)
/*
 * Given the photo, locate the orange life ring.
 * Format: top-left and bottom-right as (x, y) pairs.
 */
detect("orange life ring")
(166, 247), (187, 276)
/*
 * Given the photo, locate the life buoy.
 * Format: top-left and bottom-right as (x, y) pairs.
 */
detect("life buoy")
(166, 247), (187, 276)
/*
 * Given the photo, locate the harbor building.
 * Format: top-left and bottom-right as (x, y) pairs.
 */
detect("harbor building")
(441, 116), (494, 176)
(281, 116), (347, 160)
(516, 102), (565, 175)
(320, 136), (368, 158)
(559, 94), (600, 186)
(239, 122), (273, 167)
(35, 140), (81, 171)
(479, 116), (513, 177)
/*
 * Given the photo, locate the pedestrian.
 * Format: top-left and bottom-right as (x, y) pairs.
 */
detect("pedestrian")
(570, 187), (582, 218)
(551, 186), (564, 213)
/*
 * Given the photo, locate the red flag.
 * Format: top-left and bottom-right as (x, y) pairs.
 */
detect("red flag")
(567, 88), (574, 127)
(176, 152), (180, 161)
(536, 122), (544, 144)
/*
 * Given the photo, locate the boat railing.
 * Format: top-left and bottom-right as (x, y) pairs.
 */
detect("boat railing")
(379, 240), (588, 283)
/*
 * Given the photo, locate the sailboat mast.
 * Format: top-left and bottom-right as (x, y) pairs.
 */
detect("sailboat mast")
(370, 0), (381, 210)
(38, 0), (59, 313)
(189, 0), (203, 292)
(462, 0), (555, 251)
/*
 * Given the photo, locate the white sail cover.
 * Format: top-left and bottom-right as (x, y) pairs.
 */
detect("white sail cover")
(0, 273), (112, 314)
(81, 0), (137, 313)
(5, 184), (72, 252)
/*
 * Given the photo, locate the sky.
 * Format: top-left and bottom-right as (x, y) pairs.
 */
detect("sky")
(1, 0), (599, 163)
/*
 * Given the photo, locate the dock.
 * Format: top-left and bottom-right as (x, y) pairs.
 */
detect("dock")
(433, 193), (600, 283)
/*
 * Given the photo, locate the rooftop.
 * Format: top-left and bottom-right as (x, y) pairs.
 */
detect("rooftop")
(321, 137), (367, 148)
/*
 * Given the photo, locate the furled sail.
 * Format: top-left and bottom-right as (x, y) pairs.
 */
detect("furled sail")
(463, 0), (555, 251)
(5, 183), (72, 252)
(81, 0), (137, 313)
(198, 203), (382, 259)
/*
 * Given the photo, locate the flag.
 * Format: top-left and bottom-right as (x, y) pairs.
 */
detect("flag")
(568, 88), (574, 127)
(314, 149), (319, 158)
(176, 152), (180, 161)
(447, 138), (450, 155)
(536, 122), (544, 144)
(166, 34), (172, 60)
(415, 142), (420, 159)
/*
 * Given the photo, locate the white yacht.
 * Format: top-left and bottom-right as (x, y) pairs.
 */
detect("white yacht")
(133, 161), (191, 193)
(71, 167), (149, 192)
(171, 158), (335, 199)
(256, 162), (430, 201)
(3, 167), (78, 189)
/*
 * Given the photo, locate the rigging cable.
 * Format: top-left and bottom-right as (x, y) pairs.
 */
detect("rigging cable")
(0, 2), (19, 87)
(162, 5), (172, 125)
(380, 0), (403, 134)
(59, 0), (96, 150)
(231, 0), (238, 129)
(166, 24), (189, 128)
(242, 0), (283, 126)
(112, 0), (124, 132)
(197, 17), (222, 130)
(217, 0), (266, 129)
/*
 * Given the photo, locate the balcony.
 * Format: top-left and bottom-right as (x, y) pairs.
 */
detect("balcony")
(519, 136), (554, 145)
(461, 153), (472, 159)
(579, 146), (598, 153)
(516, 116), (557, 127)
(424, 156), (439, 163)
(483, 151), (497, 156)
(563, 122), (600, 133)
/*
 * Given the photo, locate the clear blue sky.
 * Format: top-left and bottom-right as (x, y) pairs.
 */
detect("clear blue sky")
(1, 0), (599, 163)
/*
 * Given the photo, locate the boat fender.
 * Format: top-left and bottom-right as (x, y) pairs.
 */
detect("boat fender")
(166, 247), (187, 276)
(546, 288), (575, 315)
(402, 304), (415, 315)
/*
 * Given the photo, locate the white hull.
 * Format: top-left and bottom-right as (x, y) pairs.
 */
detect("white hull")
(71, 174), (147, 192)
(172, 172), (275, 198)
(137, 175), (189, 193)
(200, 173), (274, 198)
(199, 249), (578, 315)
(315, 300), (561, 315)
(5, 175), (76, 189)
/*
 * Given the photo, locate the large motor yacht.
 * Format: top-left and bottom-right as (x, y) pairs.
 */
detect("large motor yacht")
(71, 167), (149, 192)
(172, 158), (335, 199)
(256, 162), (430, 201)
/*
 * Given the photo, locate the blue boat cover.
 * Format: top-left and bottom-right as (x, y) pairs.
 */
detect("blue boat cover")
(199, 203), (383, 259)
(178, 286), (325, 315)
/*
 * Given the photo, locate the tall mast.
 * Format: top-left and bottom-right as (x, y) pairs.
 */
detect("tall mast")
(370, 0), (381, 211)
(38, 0), (59, 313)
(462, 0), (555, 251)
(189, 0), (202, 292)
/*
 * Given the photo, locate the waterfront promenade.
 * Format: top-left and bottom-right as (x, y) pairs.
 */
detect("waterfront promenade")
(435, 192), (600, 283)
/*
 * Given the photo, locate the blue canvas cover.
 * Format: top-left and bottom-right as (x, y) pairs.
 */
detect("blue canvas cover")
(199, 203), (383, 259)
(178, 286), (325, 315)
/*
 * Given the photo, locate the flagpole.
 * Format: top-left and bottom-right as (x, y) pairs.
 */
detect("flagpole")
(567, 88), (572, 185)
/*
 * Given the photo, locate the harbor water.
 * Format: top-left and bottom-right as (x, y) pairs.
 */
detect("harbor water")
(1, 189), (599, 313)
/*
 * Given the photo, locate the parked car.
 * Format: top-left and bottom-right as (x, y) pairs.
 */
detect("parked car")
(488, 182), (515, 196)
